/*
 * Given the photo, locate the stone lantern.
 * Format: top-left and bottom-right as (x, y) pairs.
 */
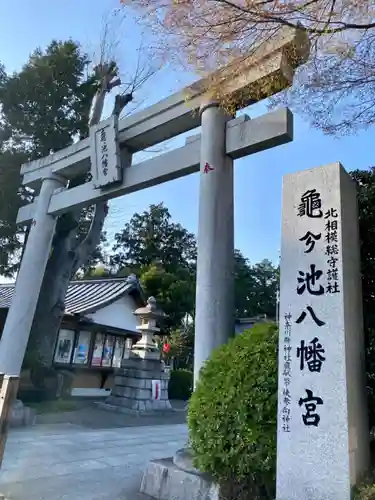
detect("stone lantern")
(132, 297), (164, 360)
(103, 296), (172, 414)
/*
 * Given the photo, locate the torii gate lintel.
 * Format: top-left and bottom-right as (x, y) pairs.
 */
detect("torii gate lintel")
(17, 108), (293, 225)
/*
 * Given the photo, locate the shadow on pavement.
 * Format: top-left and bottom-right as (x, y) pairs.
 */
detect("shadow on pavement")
(35, 399), (187, 429)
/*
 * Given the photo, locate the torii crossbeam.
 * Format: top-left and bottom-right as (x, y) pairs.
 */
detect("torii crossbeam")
(17, 109), (292, 223)
(0, 26), (309, 382)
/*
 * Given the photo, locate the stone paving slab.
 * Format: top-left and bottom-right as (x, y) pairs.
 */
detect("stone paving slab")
(35, 400), (187, 429)
(0, 423), (188, 500)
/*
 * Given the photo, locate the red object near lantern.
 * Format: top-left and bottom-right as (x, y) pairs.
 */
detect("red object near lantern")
(163, 343), (171, 354)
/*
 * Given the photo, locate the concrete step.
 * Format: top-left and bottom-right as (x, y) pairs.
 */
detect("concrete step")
(141, 458), (219, 500)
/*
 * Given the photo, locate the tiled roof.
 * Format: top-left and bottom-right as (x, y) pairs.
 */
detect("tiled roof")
(0, 276), (144, 315)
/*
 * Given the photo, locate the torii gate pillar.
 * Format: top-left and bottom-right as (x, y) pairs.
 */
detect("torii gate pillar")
(0, 175), (65, 375)
(194, 101), (234, 385)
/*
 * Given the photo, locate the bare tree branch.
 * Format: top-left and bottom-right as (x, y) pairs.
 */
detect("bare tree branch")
(121, 0), (375, 134)
(73, 26), (161, 273)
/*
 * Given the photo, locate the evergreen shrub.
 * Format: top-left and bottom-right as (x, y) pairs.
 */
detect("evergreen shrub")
(168, 368), (193, 400)
(188, 322), (278, 499)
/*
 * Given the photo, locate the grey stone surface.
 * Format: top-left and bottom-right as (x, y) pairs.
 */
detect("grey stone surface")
(10, 400), (36, 428)
(104, 395), (131, 408)
(0, 422), (188, 499)
(113, 386), (152, 400)
(115, 376), (149, 389)
(105, 395), (138, 409)
(109, 353), (172, 416)
(118, 368), (170, 381)
(277, 163), (370, 500)
(141, 458), (219, 500)
(173, 448), (201, 475)
(0, 176), (66, 376)
(121, 358), (162, 371)
(194, 103), (234, 386)
(97, 400), (173, 416)
(34, 400), (186, 428)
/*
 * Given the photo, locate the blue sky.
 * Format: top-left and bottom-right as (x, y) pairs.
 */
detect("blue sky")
(1, 0), (374, 268)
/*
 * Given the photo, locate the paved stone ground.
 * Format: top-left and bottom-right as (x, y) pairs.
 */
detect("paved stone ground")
(0, 403), (188, 500)
(35, 400), (187, 429)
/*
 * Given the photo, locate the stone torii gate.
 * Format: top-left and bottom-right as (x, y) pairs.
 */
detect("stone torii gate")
(0, 27), (309, 385)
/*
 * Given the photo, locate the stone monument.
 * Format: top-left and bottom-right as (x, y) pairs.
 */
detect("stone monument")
(277, 162), (370, 500)
(103, 297), (172, 414)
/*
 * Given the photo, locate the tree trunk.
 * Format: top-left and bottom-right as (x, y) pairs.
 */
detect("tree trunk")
(26, 201), (107, 368)
(27, 229), (78, 368)
(24, 72), (115, 376)
(23, 63), (129, 386)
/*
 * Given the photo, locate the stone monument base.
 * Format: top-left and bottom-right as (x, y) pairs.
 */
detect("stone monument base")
(141, 457), (219, 500)
(10, 399), (36, 427)
(102, 354), (173, 414)
(173, 448), (201, 475)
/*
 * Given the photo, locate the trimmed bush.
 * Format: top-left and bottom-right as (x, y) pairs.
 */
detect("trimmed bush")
(354, 482), (375, 500)
(168, 369), (193, 400)
(188, 322), (278, 499)
(18, 388), (55, 404)
(354, 468), (375, 500)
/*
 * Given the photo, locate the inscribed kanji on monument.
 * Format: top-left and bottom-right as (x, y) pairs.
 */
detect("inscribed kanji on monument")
(276, 163), (369, 500)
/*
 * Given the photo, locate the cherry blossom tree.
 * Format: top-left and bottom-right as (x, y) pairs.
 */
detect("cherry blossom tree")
(122, 0), (375, 134)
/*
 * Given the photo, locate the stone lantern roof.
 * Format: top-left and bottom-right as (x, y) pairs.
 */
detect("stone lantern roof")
(133, 296), (166, 321)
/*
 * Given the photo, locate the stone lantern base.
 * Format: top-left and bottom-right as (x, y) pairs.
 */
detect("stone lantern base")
(102, 352), (172, 414)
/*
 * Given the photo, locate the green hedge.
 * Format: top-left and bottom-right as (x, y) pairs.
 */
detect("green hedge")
(18, 388), (55, 404)
(168, 369), (193, 400)
(188, 322), (278, 499)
